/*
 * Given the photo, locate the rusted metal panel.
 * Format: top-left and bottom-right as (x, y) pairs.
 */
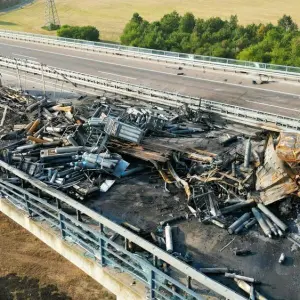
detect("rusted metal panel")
(256, 136), (298, 205)
(276, 132), (300, 163)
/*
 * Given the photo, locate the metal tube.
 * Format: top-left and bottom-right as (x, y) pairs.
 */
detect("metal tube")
(55, 146), (83, 154)
(231, 162), (236, 177)
(234, 219), (251, 234)
(221, 200), (254, 214)
(67, 135), (79, 146)
(50, 169), (58, 183)
(261, 213), (277, 236)
(252, 208), (272, 238)
(225, 273), (257, 283)
(165, 224), (173, 253)
(244, 138), (251, 168)
(257, 203), (288, 232)
(228, 213), (251, 234)
(234, 279), (268, 300)
(244, 218), (257, 229)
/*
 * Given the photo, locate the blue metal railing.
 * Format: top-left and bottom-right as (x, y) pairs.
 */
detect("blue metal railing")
(0, 161), (246, 299)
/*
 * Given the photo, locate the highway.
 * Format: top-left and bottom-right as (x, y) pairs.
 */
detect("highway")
(0, 38), (300, 117)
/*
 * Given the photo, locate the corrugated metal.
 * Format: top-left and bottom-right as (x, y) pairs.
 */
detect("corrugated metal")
(256, 136), (298, 204)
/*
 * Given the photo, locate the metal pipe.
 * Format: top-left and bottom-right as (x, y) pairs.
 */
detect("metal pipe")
(165, 224), (173, 253)
(252, 208), (272, 238)
(231, 162), (236, 177)
(50, 169), (58, 183)
(244, 218), (257, 229)
(257, 203), (288, 232)
(57, 168), (74, 178)
(55, 146), (83, 154)
(234, 219), (251, 234)
(243, 138), (251, 168)
(225, 273), (258, 283)
(221, 200), (254, 214)
(274, 223), (284, 236)
(67, 135), (79, 146)
(228, 213), (251, 234)
(234, 279), (268, 300)
(261, 213), (277, 236)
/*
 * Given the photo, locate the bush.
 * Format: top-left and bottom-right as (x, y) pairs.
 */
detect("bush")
(57, 25), (100, 41)
(42, 23), (60, 31)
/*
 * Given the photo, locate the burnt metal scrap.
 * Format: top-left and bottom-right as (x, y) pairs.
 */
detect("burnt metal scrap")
(0, 87), (300, 297)
(0, 87), (299, 224)
(0, 85), (300, 300)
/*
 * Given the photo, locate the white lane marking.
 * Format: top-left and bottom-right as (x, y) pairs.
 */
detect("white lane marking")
(12, 53), (37, 60)
(98, 70), (136, 80)
(1, 41), (300, 98)
(245, 100), (300, 112)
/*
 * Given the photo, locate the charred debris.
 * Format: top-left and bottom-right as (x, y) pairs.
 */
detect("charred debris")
(0, 87), (300, 292)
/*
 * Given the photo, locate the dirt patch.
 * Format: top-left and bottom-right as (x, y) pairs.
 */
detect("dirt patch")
(0, 212), (115, 300)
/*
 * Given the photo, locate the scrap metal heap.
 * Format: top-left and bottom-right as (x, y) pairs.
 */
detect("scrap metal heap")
(0, 87), (300, 296)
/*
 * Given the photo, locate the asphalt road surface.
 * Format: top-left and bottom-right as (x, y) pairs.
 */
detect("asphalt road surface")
(0, 38), (299, 117)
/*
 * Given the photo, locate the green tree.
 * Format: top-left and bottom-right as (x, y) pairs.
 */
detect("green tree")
(278, 15), (298, 32)
(160, 11), (181, 34)
(120, 13), (149, 46)
(179, 12), (196, 33)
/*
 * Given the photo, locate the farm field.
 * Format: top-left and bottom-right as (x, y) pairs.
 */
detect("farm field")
(0, 0), (300, 41)
(0, 212), (115, 300)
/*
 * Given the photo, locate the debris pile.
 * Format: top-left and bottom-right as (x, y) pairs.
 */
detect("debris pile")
(0, 87), (300, 260)
(1, 86), (300, 298)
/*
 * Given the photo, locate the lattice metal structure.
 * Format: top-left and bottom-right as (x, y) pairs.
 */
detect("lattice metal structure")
(44, 0), (60, 29)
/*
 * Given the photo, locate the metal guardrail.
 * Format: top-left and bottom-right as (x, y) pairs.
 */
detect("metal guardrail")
(0, 160), (247, 300)
(0, 29), (300, 81)
(1, 56), (299, 132)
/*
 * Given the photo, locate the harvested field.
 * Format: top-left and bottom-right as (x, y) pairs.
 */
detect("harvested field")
(0, 212), (115, 300)
(0, 0), (300, 41)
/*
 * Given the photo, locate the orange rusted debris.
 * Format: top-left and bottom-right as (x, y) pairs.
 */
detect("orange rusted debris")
(256, 136), (299, 205)
(27, 119), (40, 135)
(276, 132), (300, 163)
(27, 136), (48, 143)
(52, 105), (73, 113)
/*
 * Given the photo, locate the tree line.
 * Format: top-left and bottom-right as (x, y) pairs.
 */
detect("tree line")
(0, 0), (22, 10)
(120, 12), (300, 67)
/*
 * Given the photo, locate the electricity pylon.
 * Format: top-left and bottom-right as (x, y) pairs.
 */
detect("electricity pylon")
(44, 0), (60, 29)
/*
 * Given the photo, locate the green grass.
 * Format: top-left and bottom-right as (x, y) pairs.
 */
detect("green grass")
(1, 0), (300, 42)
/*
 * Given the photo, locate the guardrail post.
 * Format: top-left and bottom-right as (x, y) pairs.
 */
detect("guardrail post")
(187, 275), (192, 289)
(125, 238), (129, 251)
(76, 209), (82, 222)
(153, 255), (158, 267)
(58, 211), (66, 239)
(99, 223), (106, 266)
(24, 194), (33, 218)
(150, 270), (156, 299)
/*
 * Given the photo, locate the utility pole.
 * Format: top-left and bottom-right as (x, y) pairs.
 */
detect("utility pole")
(44, 0), (60, 30)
